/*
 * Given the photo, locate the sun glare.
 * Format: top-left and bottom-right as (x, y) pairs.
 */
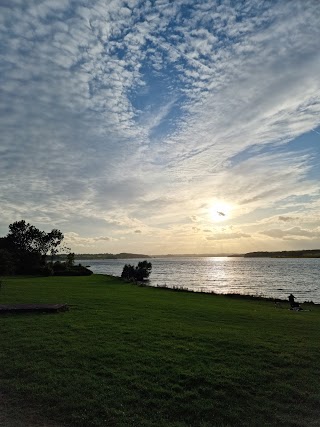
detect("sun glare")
(209, 201), (232, 222)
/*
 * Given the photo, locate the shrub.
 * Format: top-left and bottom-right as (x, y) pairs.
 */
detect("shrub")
(121, 264), (135, 280)
(135, 261), (152, 281)
(0, 249), (15, 275)
(17, 251), (42, 275)
(38, 265), (54, 276)
(52, 261), (67, 273)
(66, 252), (75, 267)
(121, 261), (152, 282)
(53, 264), (93, 276)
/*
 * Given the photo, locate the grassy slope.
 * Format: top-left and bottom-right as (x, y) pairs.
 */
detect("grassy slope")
(0, 275), (319, 427)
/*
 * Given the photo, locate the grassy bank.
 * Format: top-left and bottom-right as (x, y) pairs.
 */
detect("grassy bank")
(0, 275), (319, 427)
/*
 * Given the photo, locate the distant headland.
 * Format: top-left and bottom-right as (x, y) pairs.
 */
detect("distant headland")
(155, 250), (320, 258)
(56, 249), (320, 260)
(242, 249), (320, 258)
(68, 253), (151, 260)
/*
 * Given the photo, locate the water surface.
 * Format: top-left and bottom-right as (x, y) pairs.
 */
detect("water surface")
(77, 257), (320, 303)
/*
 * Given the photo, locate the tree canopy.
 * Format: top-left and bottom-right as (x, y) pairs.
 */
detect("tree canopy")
(0, 220), (64, 274)
(6, 220), (64, 258)
(121, 260), (152, 282)
(0, 220), (93, 276)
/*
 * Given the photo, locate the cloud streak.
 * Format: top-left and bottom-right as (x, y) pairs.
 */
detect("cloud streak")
(260, 227), (320, 240)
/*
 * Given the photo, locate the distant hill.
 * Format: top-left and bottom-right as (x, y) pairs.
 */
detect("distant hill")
(56, 253), (150, 260)
(115, 253), (151, 259)
(244, 250), (320, 258)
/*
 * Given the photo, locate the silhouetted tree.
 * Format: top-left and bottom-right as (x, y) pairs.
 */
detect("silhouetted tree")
(135, 261), (152, 281)
(121, 261), (152, 281)
(7, 221), (63, 260)
(5, 220), (64, 274)
(0, 249), (15, 275)
(121, 264), (135, 280)
(66, 252), (75, 267)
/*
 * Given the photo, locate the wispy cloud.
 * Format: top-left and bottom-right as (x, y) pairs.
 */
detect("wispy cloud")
(260, 227), (320, 240)
(64, 232), (112, 248)
(207, 232), (250, 241)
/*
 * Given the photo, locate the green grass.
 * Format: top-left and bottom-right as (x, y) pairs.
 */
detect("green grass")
(0, 275), (319, 427)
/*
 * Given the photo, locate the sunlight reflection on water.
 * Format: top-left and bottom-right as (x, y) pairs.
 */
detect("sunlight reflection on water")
(77, 257), (320, 303)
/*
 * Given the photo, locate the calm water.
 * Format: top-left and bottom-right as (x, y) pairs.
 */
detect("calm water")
(77, 257), (320, 303)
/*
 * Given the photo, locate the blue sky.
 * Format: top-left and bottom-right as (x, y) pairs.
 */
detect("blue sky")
(1, 0), (320, 254)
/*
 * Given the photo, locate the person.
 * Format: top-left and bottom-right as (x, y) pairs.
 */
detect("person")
(288, 293), (295, 307)
(288, 293), (301, 310)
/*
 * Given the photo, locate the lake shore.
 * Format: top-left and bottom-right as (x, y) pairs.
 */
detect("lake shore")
(120, 275), (318, 306)
(82, 256), (320, 303)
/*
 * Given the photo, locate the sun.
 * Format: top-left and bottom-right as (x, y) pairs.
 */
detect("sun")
(209, 201), (232, 222)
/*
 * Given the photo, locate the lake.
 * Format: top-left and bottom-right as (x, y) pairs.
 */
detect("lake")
(77, 257), (320, 303)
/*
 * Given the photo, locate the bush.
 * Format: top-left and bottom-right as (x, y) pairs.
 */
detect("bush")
(135, 261), (152, 281)
(121, 264), (135, 280)
(66, 252), (75, 268)
(52, 261), (67, 273)
(0, 249), (15, 275)
(121, 260), (152, 282)
(53, 264), (93, 276)
(38, 265), (54, 276)
(17, 252), (42, 275)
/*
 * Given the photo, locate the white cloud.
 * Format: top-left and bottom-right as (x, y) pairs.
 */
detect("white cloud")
(260, 227), (320, 240)
(207, 232), (250, 241)
(64, 232), (112, 247)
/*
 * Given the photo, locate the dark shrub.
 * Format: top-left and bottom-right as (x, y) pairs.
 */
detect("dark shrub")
(66, 252), (75, 267)
(38, 265), (54, 276)
(121, 264), (135, 280)
(0, 249), (15, 275)
(17, 251), (42, 274)
(135, 260), (152, 281)
(121, 261), (152, 282)
(54, 264), (93, 276)
(52, 261), (67, 273)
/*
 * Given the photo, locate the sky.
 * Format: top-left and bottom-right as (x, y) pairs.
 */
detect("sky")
(1, 0), (320, 255)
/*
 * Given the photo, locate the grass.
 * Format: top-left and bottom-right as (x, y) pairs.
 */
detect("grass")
(0, 274), (320, 427)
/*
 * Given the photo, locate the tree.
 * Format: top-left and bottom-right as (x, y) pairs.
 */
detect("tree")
(7, 221), (63, 257)
(121, 261), (152, 282)
(0, 249), (15, 275)
(121, 264), (135, 280)
(5, 220), (64, 274)
(135, 261), (152, 281)
(66, 252), (75, 268)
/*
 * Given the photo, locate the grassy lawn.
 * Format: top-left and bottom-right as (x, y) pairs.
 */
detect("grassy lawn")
(0, 275), (319, 427)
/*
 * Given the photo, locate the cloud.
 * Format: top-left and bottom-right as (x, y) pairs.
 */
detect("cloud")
(0, 1), (320, 253)
(134, 230), (141, 233)
(65, 232), (111, 247)
(207, 232), (250, 241)
(278, 216), (295, 222)
(260, 227), (320, 240)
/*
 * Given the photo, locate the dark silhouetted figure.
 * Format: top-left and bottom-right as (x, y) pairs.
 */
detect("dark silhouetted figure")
(288, 294), (301, 310)
(288, 294), (295, 306)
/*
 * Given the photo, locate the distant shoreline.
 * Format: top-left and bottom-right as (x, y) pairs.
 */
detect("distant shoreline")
(56, 252), (151, 260)
(243, 249), (320, 258)
(57, 249), (320, 259)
